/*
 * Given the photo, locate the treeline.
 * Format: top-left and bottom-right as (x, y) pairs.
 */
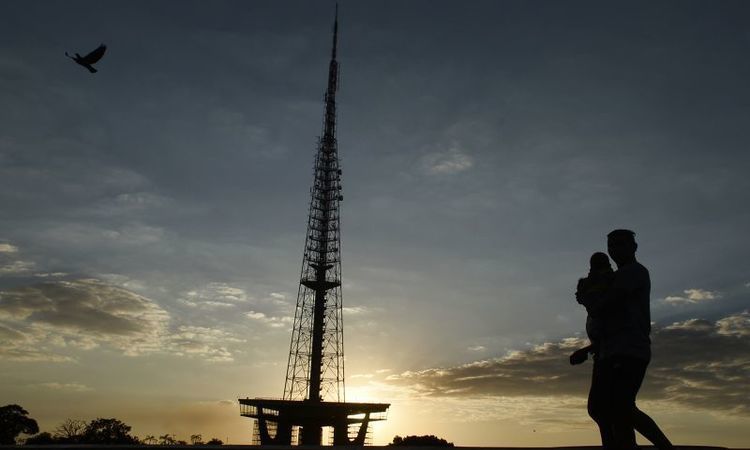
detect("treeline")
(1, 404), (223, 446)
(389, 435), (454, 447)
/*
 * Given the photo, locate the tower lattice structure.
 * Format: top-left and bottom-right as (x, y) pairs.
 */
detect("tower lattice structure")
(239, 9), (388, 445)
(283, 8), (345, 404)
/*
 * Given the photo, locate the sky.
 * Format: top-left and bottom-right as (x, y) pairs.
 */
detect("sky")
(1, 0), (749, 446)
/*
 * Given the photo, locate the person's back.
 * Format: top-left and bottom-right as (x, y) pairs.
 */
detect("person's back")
(597, 261), (651, 361)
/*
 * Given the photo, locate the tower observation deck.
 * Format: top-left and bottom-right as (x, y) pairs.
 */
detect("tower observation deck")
(239, 8), (389, 446)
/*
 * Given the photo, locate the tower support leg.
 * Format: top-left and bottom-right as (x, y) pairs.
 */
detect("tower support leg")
(257, 418), (272, 444)
(351, 412), (371, 445)
(333, 420), (349, 445)
(300, 423), (322, 445)
(257, 418), (293, 445)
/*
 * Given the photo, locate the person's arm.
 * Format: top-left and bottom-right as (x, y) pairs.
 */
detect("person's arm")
(569, 345), (593, 365)
(577, 273), (628, 315)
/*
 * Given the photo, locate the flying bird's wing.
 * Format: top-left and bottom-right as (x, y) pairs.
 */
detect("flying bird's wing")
(82, 44), (106, 64)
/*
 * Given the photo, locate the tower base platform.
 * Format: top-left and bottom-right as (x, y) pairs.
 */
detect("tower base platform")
(239, 398), (389, 446)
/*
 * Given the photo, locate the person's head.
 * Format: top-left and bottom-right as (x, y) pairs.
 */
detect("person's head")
(589, 252), (613, 273)
(607, 229), (637, 266)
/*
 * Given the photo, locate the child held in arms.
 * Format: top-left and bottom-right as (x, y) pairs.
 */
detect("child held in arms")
(570, 252), (614, 365)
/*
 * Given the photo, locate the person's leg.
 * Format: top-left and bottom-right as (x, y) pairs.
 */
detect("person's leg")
(633, 407), (674, 450)
(588, 359), (615, 449)
(609, 356), (648, 450)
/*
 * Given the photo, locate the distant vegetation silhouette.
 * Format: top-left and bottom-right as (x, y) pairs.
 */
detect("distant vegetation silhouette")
(389, 435), (454, 447)
(4, 404), (224, 446)
(0, 405), (39, 444)
(158, 434), (177, 445)
(81, 418), (140, 444)
(54, 418), (87, 442)
(25, 417), (137, 445)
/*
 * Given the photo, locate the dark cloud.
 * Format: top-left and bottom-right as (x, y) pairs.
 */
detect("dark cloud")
(387, 312), (750, 415)
(0, 279), (166, 335)
(0, 279), (240, 361)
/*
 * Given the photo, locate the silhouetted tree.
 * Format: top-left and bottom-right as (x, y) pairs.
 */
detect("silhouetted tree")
(159, 434), (177, 445)
(24, 432), (57, 445)
(390, 435), (454, 447)
(143, 435), (157, 445)
(82, 418), (139, 444)
(0, 404), (39, 444)
(190, 434), (203, 445)
(54, 418), (87, 443)
(205, 438), (223, 445)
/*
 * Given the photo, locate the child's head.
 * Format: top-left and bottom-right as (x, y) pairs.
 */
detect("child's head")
(589, 252), (613, 273)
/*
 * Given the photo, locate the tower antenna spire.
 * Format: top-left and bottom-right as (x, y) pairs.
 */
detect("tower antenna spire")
(332, 3), (338, 60)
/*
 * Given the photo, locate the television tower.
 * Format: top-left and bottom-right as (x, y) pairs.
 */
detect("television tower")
(239, 7), (389, 446)
(283, 2), (345, 405)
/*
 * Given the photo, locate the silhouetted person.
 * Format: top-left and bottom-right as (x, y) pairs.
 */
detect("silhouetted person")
(576, 230), (673, 450)
(572, 252), (671, 450)
(66, 44), (106, 73)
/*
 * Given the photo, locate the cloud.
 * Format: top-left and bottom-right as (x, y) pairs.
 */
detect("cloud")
(207, 108), (288, 159)
(33, 272), (68, 278)
(342, 305), (370, 315)
(0, 242), (35, 275)
(101, 224), (165, 246)
(0, 279), (240, 362)
(0, 279), (168, 335)
(0, 279), (169, 359)
(179, 283), (249, 309)
(111, 192), (169, 212)
(350, 373), (374, 379)
(0, 320), (75, 362)
(83, 191), (173, 219)
(716, 313), (750, 337)
(37, 382), (93, 392)
(95, 273), (146, 291)
(422, 147), (474, 175)
(0, 348), (74, 362)
(387, 336), (588, 398)
(663, 288), (721, 305)
(245, 310), (292, 328)
(385, 312), (750, 416)
(169, 326), (241, 362)
(0, 243), (19, 253)
(38, 223), (165, 248)
(0, 260), (35, 274)
(0, 323), (25, 341)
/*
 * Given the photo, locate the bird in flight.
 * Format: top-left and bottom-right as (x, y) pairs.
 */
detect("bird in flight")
(66, 44), (107, 73)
